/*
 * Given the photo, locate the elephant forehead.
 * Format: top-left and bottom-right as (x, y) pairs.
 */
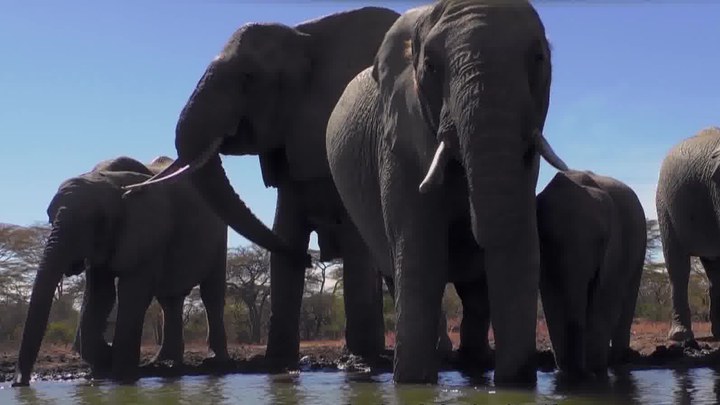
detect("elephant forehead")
(215, 23), (287, 63)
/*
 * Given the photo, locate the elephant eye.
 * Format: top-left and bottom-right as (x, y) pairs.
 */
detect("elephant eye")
(424, 57), (436, 74)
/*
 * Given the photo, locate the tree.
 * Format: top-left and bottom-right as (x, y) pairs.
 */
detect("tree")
(225, 245), (272, 343)
(299, 250), (344, 340)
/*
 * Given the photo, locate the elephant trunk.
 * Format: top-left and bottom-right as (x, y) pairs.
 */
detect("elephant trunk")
(125, 70), (300, 259)
(13, 218), (69, 386)
(454, 78), (541, 381)
(189, 154), (296, 255)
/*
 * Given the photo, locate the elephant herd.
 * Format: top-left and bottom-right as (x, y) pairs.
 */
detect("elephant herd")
(10, 0), (720, 387)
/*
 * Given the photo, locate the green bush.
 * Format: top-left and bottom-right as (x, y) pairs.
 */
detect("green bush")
(45, 321), (75, 345)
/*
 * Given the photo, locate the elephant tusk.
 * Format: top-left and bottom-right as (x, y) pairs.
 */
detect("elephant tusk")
(122, 137), (224, 195)
(535, 130), (569, 172)
(419, 141), (448, 193)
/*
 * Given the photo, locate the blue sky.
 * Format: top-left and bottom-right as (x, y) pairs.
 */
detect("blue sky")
(1, 1), (719, 249)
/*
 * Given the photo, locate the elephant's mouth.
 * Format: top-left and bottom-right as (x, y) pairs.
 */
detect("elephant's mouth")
(220, 117), (257, 155)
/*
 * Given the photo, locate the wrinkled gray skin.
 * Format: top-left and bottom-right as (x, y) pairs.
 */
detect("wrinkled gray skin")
(326, 1), (565, 383)
(125, 8), (402, 366)
(657, 127), (720, 342)
(13, 156), (228, 386)
(537, 170), (646, 379)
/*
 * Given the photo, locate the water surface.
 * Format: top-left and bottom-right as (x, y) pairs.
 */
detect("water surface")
(3, 368), (720, 404)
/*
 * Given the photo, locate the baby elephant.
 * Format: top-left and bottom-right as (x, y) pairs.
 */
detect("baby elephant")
(537, 170), (646, 378)
(13, 156), (229, 386)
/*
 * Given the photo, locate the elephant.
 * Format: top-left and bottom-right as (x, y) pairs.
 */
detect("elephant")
(12, 156), (229, 386)
(71, 156), (226, 367)
(325, 1), (568, 384)
(123, 7), (402, 367)
(657, 126), (720, 341)
(537, 170), (646, 378)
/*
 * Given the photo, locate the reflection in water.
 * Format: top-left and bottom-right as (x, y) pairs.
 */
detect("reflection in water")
(12, 386), (54, 405)
(267, 373), (305, 405)
(674, 369), (694, 405)
(4, 368), (720, 404)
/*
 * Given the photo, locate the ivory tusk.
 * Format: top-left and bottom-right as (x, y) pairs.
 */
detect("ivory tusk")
(535, 131), (569, 171)
(419, 141), (448, 193)
(122, 137), (224, 195)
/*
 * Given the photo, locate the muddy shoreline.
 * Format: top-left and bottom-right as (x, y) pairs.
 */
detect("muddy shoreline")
(3, 321), (720, 383)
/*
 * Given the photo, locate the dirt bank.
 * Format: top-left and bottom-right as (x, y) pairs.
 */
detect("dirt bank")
(2, 320), (719, 383)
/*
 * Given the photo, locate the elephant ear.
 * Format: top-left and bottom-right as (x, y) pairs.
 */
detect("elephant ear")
(711, 144), (720, 186)
(274, 7), (400, 183)
(371, 6), (431, 99)
(259, 147), (287, 188)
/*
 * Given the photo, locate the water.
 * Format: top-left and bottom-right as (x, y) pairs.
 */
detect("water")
(2, 368), (720, 405)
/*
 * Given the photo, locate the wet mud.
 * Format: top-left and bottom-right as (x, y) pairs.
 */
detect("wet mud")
(4, 321), (720, 383)
(3, 342), (720, 384)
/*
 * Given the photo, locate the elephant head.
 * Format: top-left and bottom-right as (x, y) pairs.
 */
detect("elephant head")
(123, 7), (400, 261)
(372, 0), (568, 381)
(13, 170), (168, 386)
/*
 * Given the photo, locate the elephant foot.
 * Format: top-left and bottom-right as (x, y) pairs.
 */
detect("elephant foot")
(493, 361), (537, 387)
(200, 354), (235, 370)
(668, 323), (695, 342)
(111, 364), (141, 385)
(88, 343), (113, 378)
(609, 347), (641, 366)
(262, 354), (299, 373)
(11, 370), (31, 387)
(455, 346), (494, 372)
(556, 368), (593, 385)
(149, 348), (185, 368)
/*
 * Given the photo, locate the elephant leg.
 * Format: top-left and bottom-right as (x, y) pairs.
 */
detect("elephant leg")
(111, 274), (153, 383)
(385, 196), (447, 383)
(265, 185), (311, 368)
(153, 296), (185, 364)
(700, 258), (720, 338)
(454, 279), (492, 368)
(200, 261), (230, 363)
(586, 284), (619, 377)
(79, 269), (116, 375)
(610, 260), (644, 364)
(341, 226), (385, 359)
(436, 307), (453, 356)
(384, 276), (395, 299)
(660, 212), (694, 341)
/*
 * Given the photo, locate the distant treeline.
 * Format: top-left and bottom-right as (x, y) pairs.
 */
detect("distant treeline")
(0, 219), (709, 349)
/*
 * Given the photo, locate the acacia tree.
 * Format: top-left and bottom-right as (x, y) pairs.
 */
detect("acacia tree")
(225, 245), (271, 343)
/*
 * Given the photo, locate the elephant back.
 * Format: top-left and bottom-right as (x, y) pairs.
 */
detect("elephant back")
(147, 155), (175, 175)
(92, 156), (154, 176)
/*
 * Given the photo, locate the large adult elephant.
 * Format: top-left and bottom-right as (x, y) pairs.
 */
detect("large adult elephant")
(124, 7), (401, 366)
(657, 127), (720, 341)
(537, 170), (646, 378)
(325, 1), (568, 383)
(13, 156), (228, 386)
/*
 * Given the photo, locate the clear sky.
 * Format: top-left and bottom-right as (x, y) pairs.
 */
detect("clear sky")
(1, 1), (719, 249)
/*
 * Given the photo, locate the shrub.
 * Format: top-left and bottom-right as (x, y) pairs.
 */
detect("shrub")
(45, 321), (75, 345)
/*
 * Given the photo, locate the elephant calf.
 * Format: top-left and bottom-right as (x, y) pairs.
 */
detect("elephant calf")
(537, 170), (646, 378)
(13, 156), (229, 386)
